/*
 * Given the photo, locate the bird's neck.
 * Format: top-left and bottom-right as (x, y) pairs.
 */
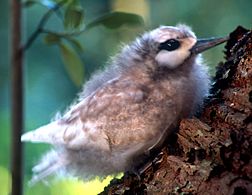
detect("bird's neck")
(149, 56), (196, 81)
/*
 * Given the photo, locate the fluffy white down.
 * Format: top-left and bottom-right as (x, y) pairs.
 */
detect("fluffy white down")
(21, 24), (212, 184)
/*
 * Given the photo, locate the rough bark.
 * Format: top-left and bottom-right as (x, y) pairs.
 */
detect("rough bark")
(100, 26), (252, 195)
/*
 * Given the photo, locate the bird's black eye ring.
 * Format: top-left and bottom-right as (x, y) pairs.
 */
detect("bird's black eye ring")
(158, 39), (180, 51)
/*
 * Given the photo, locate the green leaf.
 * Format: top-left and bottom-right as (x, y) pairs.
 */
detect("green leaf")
(86, 11), (144, 30)
(44, 33), (61, 45)
(59, 43), (84, 86)
(66, 38), (84, 53)
(64, 5), (84, 30)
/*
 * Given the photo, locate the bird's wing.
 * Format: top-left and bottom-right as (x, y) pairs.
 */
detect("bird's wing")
(22, 76), (177, 153)
(64, 76), (177, 152)
(59, 77), (153, 151)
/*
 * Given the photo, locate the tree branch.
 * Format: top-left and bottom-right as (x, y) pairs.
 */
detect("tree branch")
(10, 0), (23, 194)
(41, 27), (86, 38)
(22, 1), (65, 51)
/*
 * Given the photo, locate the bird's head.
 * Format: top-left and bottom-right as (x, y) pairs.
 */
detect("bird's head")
(124, 24), (228, 71)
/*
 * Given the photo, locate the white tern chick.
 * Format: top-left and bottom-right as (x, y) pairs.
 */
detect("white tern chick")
(21, 24), (228, 184)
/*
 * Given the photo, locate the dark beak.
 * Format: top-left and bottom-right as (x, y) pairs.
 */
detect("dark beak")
(191, 36), (229, 54)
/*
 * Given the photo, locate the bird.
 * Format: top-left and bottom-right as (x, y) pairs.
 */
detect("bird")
(21, 24), (228, 184)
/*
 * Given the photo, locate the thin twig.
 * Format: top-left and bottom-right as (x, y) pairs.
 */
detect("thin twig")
(22, 1), (65, 50)
(41, 27), (87, 38)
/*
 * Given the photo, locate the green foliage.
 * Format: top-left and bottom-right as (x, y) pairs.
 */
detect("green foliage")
(0, 166), (10, 195)
(59, 42), (84, 87)
(86, 11), (144, 30)
(64, 5), (84, 30)
(44, 33), (61, 44)
(23, 175), (119, 195)
(44, 34), (85, 86)
(22, 0), (144, 87)
(65, 37), (84, 53)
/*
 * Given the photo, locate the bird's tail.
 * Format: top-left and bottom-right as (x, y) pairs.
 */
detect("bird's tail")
(21, 121), (65, 145)
(21, 122), (70, 184)
(29, 150), (69, 185)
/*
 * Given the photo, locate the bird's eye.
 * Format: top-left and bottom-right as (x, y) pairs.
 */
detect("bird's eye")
(158, 39), (180, 51)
